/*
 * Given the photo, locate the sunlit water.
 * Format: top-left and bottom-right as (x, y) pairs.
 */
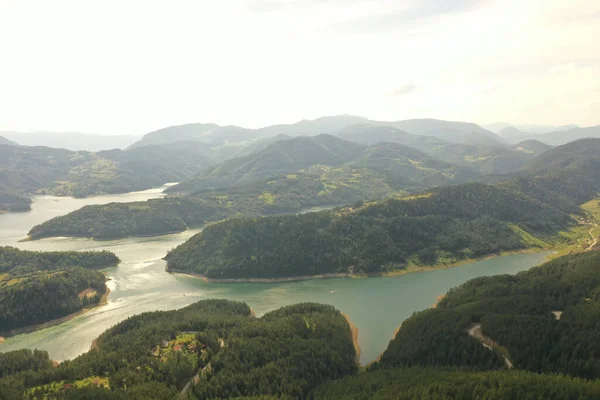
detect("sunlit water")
(0, 188), (550, 364)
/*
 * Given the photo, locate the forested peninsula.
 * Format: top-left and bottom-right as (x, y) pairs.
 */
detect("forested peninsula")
(0, 247), (119, 333)
(164, 181), (580, 280)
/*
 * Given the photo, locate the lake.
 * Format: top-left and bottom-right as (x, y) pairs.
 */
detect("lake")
(0, 188), (550, 364)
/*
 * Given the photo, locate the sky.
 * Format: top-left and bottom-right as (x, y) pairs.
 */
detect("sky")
(0, 0), (599, 135)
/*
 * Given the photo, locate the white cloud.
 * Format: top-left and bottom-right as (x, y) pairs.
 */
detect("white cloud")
(390, 83), (418, 96)
(0, 0), (598, 134)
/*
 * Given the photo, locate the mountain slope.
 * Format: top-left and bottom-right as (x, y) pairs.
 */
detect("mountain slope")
(0, 131), (140, 151)
(381, 119), (507, 147)
(164, 182), (571, 280)
(350, 142), (479, 188)
(0, 141), (212, 200)
(30, 140), (485, 240)
(168, 134), (365, 192)
(126, 123), (220, 149)
(337, 125), (533, 175)
(519, 138), (600, 177)
(533, 125), (600, 146)
(512, 139), (553, 156)
(0, 136), (17, 146)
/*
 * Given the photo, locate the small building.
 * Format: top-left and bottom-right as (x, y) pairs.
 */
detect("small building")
(161, 340), (169, 348)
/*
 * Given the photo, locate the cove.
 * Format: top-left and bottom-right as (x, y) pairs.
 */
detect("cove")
(0, 188), (550, 365)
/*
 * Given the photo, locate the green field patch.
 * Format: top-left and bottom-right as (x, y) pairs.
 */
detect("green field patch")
(508, 224), (549, 248)
(27, 376), (109, 397)
(153, 332), (201, 362)
(6, 277), (24, 286)
(286, 174), (299, 179)
(258, 192), (276, 204)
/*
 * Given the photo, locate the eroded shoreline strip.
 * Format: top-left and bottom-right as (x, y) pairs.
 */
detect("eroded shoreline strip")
(341, 313), (361, 365)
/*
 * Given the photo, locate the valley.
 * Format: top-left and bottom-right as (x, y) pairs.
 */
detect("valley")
(0, 186), (552, 367)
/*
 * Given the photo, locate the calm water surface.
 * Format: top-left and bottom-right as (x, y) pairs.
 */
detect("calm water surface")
(0, 188), (550, 364)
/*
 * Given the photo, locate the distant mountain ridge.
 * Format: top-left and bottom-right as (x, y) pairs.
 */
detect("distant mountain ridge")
(0, 141), (214, 202)
(336, 125), (534, 175)
(128, 115), (507, 150)
(168, 134), (481, 194)
(168, 134), (365, 192)
(1, 131), (142, 151)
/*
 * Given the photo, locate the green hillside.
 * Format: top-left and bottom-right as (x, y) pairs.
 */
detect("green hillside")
(168, 134), (366, 192)
(337, 125), (534, 175)
(0, 142), (213, 203)
(164, 182), (572, 280)
(0, 301), (356, 400)
(27, 141), (481, 240)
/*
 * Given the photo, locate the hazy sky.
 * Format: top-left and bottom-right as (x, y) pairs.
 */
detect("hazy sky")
(1, 0), (599, 134)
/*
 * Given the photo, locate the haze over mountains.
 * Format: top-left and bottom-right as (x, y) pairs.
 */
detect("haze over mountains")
(128, 115), (508, 150)
(0, 131), (142, 152)
(4, 116), (599, 155)
(487, 123), (600, 146)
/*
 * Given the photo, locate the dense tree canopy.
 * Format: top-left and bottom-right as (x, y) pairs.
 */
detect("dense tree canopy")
(165, 183), (572, 279)
(0, 247), (119, 332)
(0, 300), (357, 400)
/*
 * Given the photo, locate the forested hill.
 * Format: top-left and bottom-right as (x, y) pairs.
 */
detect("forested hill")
(512, 139), (553, 156)
(168, 134), (366, 192)
(0, 300), (357, 399)
(0, 141), (213, 206)
(376, 250), (600, 376)
(27, 165), (400, 240)
(337, 125), (536, 175)
(311, 250), (600, 398)
(0, 247), (119, 333)
(164, 182), (573, 280)
(27, 139), (485, 240)
(518, 137), (600, 177)
(5, 284), (600, 399)
(168, 135), (481, 194)
(0, 186), (31, 212)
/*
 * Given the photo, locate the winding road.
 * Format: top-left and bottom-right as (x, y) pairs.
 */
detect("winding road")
(467, 323), (513, 369)
(585, 223), (598, 251)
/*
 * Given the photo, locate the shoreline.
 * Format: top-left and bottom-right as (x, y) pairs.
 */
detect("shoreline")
(0, 287), (111, 340)
(168, 248), (551, 284)
(341, 313), (361, 365)
(169, 269), (356, 283)
(23, 229), (187, 243)
(431, 294), (446, 308)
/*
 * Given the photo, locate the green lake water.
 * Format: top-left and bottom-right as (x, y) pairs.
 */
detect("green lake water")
(0, 187), (551, 364)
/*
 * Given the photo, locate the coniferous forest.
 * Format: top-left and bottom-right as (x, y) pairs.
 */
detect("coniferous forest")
(0, 247), (119, 332)
(5, 249), (600, 400)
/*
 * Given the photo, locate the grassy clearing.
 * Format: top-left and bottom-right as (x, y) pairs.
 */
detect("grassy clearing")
(508, 224), (550, 248)
(28, 376), (110, 396)
(258, 192), (276, 204)
(544, 198), (600, 260)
